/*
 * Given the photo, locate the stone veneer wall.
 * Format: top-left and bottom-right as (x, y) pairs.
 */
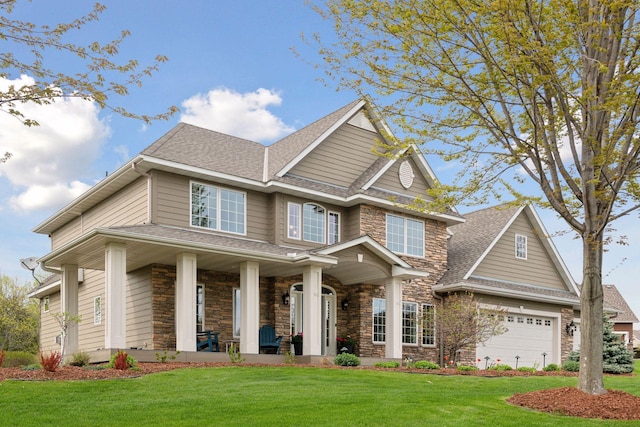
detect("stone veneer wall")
(356, 204), (448, 361)
(561, 306), (575, 361)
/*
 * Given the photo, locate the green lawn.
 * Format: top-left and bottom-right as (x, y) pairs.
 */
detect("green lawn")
(0, 365), (638, 427)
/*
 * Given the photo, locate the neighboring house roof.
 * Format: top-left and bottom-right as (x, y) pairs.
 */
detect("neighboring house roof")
(603, 284), (639, 323)
(435, 204), (580, 305)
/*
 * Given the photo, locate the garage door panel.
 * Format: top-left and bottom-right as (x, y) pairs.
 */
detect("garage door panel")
(476, 315), (556, 369)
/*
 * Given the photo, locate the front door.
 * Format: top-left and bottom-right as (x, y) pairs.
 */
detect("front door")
(290, 284), (336, 356)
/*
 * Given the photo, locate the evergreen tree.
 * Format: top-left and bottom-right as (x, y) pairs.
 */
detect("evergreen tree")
(568, 316), (634, 374)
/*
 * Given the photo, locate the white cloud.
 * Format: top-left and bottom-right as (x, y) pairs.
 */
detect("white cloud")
(180, 87), (295, 143)
(0, 75), (111, 212)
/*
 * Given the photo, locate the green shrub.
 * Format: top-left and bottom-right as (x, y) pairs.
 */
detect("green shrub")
(414, 360), (440, 370)
(334, 353), (361, 366)
(20, 364), (41, 371)
(603, 363), (634, 374)
(374, 361), (400, 368)
(516, 366), (536, 373)
(69, 351), (91, 367)
(543, 363), (560, 372)
(2, 351), (36, 367)
(488, 364), (512, 371)
(562, 360), (580, 372)
(108, 350), (137, 370)
(457, 365), (478, 371)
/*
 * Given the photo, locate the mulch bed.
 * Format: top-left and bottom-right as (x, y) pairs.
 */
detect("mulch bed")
(1, 363), (638, 420)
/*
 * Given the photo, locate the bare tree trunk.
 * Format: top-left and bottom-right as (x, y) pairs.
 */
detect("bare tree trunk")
(578, 234), (605, 395)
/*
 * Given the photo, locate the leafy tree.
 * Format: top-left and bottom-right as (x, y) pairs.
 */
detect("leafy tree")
(0, 275), (38, 353)
(434, 292), (507, 366)
(314, 0), (640, 394)
(51, 311), (81, 365)
(0, 1), (177, 131)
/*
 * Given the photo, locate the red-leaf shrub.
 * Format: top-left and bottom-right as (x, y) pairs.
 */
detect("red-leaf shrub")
(0, 349), (5, 367)
(113, 350), (130, 370)
(40, 351), (63, 372)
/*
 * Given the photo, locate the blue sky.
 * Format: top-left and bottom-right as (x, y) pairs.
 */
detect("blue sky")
(1, 1), (638, 323)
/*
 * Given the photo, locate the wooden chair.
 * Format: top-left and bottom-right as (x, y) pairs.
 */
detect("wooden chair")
(196, 330), (220, 352)
(259, 325), (283, 354)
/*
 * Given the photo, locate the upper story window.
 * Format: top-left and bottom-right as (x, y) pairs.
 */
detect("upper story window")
(515, 234), (527, 259)
(288, 202), (340, 244)
(386, 214), (424, 257)
(191, 182), (245, 234)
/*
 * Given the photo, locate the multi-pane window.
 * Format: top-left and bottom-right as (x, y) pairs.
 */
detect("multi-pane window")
(288, 203), (301, 239)
(402, 302), (418, 344)
(196, 285), (204, 333)
(515, 234), (527, 259)
(303, 203), (326, 243)
(94, 296), (102, 325)
(328, 212), (340, 245)
(191, 182), (245, 234)
(422, 304), (435, 346)
(386, 214), (424, 257)
(287, 202), (340, 244)
(373, 298), (386, 342)
(233, 288), (241, 338)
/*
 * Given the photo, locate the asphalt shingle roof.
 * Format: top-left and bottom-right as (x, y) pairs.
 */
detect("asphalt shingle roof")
(603, 284), (639, 323)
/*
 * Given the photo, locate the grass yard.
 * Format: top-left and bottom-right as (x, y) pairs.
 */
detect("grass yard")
(0, 364), (638, 427)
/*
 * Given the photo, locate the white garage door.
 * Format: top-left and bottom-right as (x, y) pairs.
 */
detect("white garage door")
(476, 314), (556, 369)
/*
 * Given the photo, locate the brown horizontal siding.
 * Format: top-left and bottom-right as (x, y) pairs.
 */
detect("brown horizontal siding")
(288, 124), (381, 188)
(372, 157), (431, 199)
(474, 214), (566, 289)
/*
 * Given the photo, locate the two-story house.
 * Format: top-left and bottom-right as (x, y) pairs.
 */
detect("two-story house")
(29, 98), (464, 363)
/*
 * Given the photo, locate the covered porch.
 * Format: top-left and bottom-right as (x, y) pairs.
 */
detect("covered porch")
(38, 225), (428, 361)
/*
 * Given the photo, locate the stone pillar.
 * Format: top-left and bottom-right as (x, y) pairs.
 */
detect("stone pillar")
(105, 243), (127, 349)
(240, 261), (260, 354)
(60, 264), (79, 355)
(175, 252), (197, 352)
(385, 277), (403, 359)
(303, 265), (322, 356)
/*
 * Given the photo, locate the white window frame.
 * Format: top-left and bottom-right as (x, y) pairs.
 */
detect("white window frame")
(328, 211), (340, 245)
(196, 284), (205, 333)
(303, 203), (326, 243)
(373, 298), (386, 343)
(287, 202), (301, 240)
(385, 214), (425, 257)
(286, 201), (341, 245)
(94, 296), (102, 325)
(515, 234), (528, 259)
(402, 302), (418, 344)
(43, 296), (50, 313)
(422, 303), (436, 347)
(233, 288), (241, 338)
(190, 181), (246, 235)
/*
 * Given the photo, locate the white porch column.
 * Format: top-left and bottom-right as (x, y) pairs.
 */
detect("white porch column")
(105, 243), (127, 349)
(303, 265), (323, 356)
(385, 277), (403, 359)
(60, 264), (79, 355)
(240, 261), (260, 354)
(175, 252), (197, 352)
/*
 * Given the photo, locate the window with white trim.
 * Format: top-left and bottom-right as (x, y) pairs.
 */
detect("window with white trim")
(94, 296), (102, 325)
(287, 202), (340, 244)
(196, 285), (204, 333)
(515, 234), (527, 259)
(422, 304), (435, 346)
(288, 203), (301, 239)
(191, 182), (245, 234)
(233, 288), (241, 338)
(373, 298), (386, 343)
(386, 214), (424, 257)
(403, 302), (418, 344)
(43, 296), (50, 312)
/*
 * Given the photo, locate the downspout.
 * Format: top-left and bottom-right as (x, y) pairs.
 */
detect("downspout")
(132, 161), (152, 224)
(432, 287), (445, 367)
